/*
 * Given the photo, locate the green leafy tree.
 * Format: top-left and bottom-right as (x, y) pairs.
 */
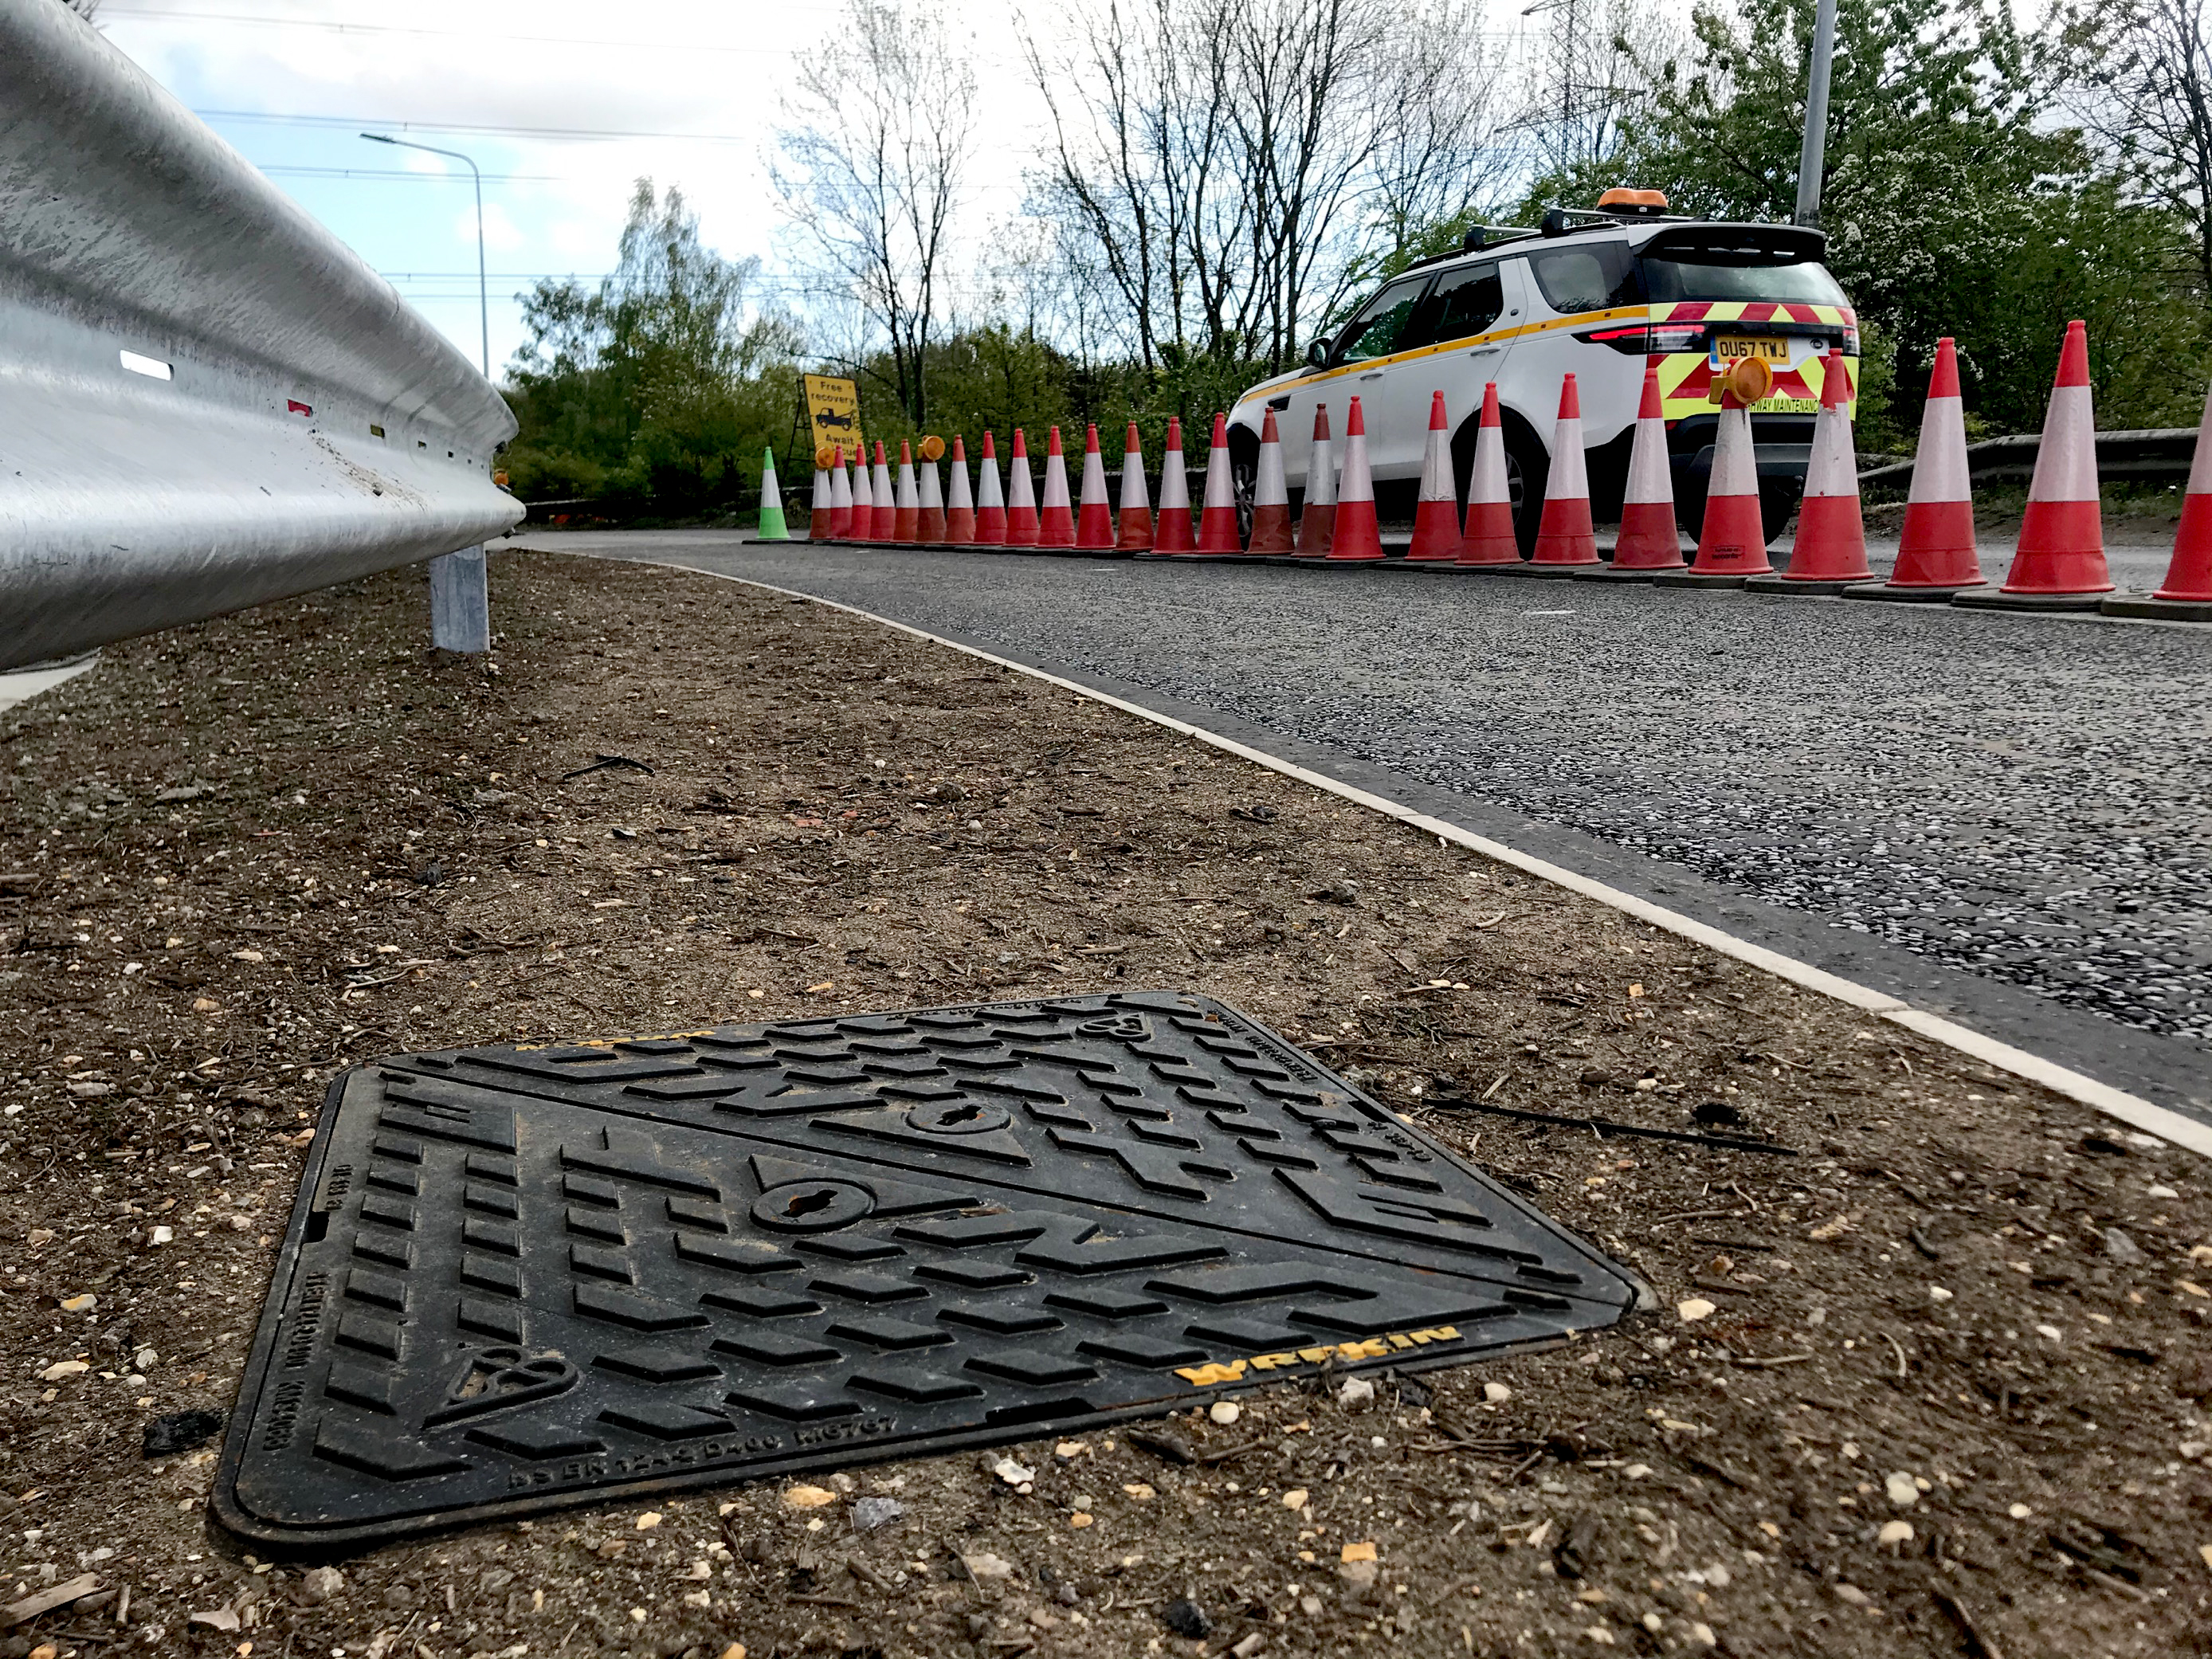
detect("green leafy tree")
(1597, 0), (2208, 433)
(504, 181), (801, 516)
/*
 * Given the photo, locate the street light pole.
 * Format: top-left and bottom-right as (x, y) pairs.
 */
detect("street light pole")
(360, 131), (494, 656)
(361, 131), (488, 376)
(1794, 0), (1838, 227)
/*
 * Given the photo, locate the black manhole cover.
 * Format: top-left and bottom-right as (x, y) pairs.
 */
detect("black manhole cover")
(213, 990), (1640, 1551)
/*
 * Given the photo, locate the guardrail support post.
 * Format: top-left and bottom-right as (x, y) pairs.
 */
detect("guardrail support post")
(429, 546), (490, 653)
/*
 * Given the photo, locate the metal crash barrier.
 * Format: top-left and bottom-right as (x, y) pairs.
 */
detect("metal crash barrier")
(0, 0), (521, 673)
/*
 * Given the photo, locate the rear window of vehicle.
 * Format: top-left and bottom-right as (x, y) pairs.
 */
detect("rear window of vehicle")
(1640, 249), (1848, 306)
(1524, 241), (1637, 314)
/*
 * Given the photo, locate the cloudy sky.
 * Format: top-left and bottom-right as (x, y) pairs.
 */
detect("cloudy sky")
(99, 0), (1050, 379)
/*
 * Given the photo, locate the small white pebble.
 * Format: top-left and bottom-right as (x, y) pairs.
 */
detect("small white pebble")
(1884, 1472), (1918, 1508)
(1928, 1286), (1953, 1303)
(1677, 1298), (1716, 1323)
(1484, 1382), (1513, 1403)
(2036, 1324), (2062, 1343)
(1209, 1401), (1241, 1426)
(2008, 1503), (2032, 1519)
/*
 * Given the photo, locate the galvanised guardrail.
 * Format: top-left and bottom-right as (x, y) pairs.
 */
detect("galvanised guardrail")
(1857, 429), (2197, 489)
(0, 0), (521, 673)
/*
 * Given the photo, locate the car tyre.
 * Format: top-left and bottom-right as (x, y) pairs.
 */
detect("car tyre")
(1504, 428), (1548, 559)
(1228, 428), (1259, 544)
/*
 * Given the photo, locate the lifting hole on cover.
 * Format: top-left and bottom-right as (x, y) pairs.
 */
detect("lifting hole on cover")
(750, 1179), (873, 1233)
(905, 1100), (1011, 1135)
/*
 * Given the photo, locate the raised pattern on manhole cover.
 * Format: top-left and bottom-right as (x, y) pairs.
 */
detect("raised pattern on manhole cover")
(214, 991), (1637, 1551)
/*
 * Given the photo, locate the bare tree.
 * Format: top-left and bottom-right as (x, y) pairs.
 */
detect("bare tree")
(1369, 0), (1519, 249)
(1026, 0), (1240, 372)
(2068, 0), (2212, 291)
(1029, 0), (1509, 382)
(774, 0), (976, 427)
(1508, 0), (1668, 178)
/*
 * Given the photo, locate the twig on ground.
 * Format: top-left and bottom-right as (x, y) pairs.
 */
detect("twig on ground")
(559, 753), (654, 782)
(1439, 1097), (1795, 1155)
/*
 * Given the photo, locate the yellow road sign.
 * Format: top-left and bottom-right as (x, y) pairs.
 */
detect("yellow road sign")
(802, 374), (864, 464)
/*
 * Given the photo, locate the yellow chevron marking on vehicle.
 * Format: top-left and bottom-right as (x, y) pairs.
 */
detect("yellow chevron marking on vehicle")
(1172, 1325), (1465, 1386)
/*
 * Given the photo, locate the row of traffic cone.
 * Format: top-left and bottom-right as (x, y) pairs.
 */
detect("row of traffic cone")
(1847, 319), (2208, 615)
(762, 325), (2211, 617)
(792, 421), (1244, 555)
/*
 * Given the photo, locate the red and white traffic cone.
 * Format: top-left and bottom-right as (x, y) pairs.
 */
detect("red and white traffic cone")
(916, 437), (947, 544)
(1248, 408), (1294, 555)
(870, 441), (896, 542)
(1401, 391), (1459, 563)
(974, 431), (1007, 546)
(1583, 366), (1682, 578)
(944, 437), (977, 544)
(1194, 414), (1241, 553)
(1959, 319), (2112, 611)
(1849, 336), (1983, 602)
(1456, 382), (1518, 569)
(1075, 423), (1116, 551)
(1153, 417), (1194, 554)
(2107, 376), (2212, 620)
(893, 441), (920, 544)
(809, 453), (833, 540)
(1749, 347), (1871, 593)
(1328, 395), (1383, 562)
(1296, 405), (1335, 559)
(847, 445), (873, 541)
(1038, 426), (1076, 547)
(1659, 371), (1774, 586)
(1515, 373), (1598, 574)
(1005, 429), (1040, 547)
(829, 446), (853, 539)
(1117, 422), (1153, 551)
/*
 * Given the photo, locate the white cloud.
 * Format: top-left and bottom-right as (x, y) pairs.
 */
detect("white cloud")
(101, 0), (1098, 368)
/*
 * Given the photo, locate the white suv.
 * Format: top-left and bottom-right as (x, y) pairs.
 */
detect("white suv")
(1227, 199), (1860, 550)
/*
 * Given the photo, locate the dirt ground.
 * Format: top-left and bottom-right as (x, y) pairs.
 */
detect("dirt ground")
(2, 549), (2207, 1659)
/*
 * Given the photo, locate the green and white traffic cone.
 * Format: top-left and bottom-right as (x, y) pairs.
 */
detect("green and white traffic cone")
(755, 449), (790, 541)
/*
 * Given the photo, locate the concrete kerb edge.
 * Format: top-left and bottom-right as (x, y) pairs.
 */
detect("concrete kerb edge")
(566, 551), (2212, 1160)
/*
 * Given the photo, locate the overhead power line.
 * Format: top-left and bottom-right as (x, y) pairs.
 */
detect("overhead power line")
(108, 6), (801, 55)
(197, 110), (759, 145)
(112, 7), (1029, 64)
(262, 164), (562, 182)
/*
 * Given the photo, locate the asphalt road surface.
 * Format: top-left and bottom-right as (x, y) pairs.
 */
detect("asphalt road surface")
(498, 528), (2212, 1116)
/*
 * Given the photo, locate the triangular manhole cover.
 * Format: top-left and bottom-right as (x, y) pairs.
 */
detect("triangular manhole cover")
(214, 991), (1639, 1552)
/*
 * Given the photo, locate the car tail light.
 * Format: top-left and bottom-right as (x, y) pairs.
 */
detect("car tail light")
(1841, 321), (1859, 355)
(1578, 324), (1651, 355)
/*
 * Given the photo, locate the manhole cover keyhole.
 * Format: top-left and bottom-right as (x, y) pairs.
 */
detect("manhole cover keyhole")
(902, 1098), (1010, 1135)
(750, 1179), (874, 1233)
